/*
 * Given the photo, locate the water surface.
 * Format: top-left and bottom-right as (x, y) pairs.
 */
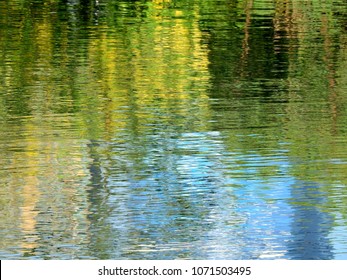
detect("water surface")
(0, 0), (347, 259)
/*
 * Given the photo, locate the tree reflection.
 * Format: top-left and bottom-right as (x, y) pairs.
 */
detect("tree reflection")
(0, 0), (347, 260)
(287, 182), (334, 259)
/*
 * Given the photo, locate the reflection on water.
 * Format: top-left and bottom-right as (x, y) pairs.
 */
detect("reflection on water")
(1, 0), (347, 259)
(288, 182), (334, 260)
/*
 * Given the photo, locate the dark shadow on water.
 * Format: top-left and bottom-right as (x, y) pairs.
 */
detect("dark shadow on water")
(86, 140), (115, 259)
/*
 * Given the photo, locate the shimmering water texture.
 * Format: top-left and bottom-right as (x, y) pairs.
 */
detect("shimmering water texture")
(1, 0), (347, 260)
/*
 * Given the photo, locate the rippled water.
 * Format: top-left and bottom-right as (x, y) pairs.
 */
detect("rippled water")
(0, 0), (347, 259)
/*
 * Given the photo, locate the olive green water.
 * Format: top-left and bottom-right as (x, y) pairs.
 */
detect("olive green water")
(0, 0), (346, 259)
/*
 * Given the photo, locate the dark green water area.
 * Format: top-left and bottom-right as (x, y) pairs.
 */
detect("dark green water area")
(0, 0), (346, 259)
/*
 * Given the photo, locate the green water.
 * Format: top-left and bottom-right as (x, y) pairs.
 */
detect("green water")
(0, 0), (346, 259)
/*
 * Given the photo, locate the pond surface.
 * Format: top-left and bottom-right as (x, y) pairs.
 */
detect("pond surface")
(0, 0), (347, 260)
